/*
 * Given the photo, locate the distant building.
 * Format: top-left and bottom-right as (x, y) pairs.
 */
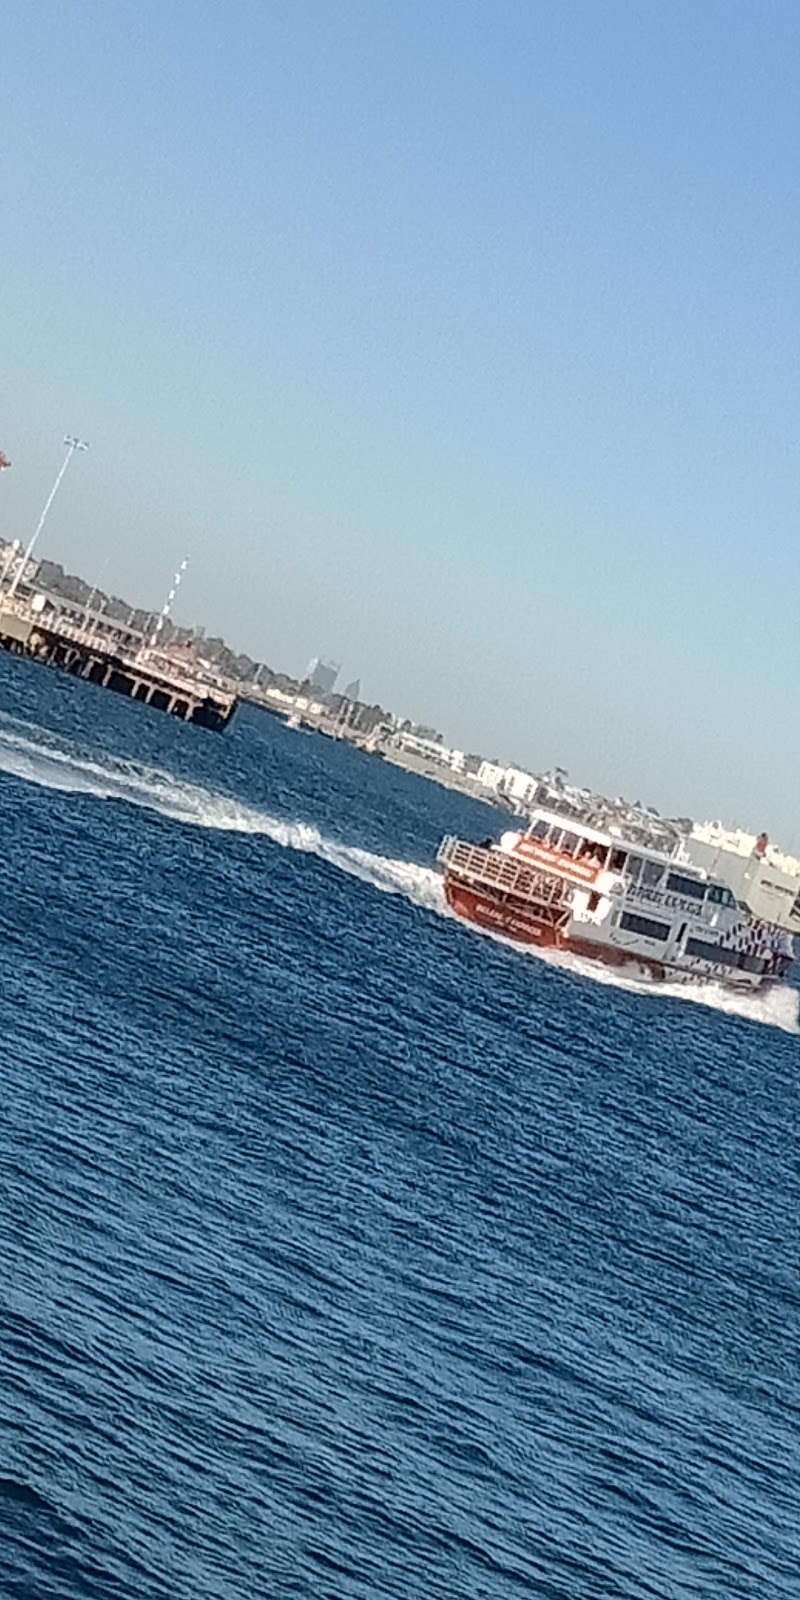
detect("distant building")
(502, 768), (540, 806)
(0, 539), (40, 592)
(351, 703), (389, 735)
(306, 656), (340, 695)
(685, 821), (800, 931)
(476, 761), (541, 808)
(392, 730), (467, 772)
(476, 761), (507, 791)
(342, 678), (361, 701)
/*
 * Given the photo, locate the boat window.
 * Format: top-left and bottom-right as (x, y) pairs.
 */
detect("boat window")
(640, 861), (664, 889)
(529, 820), (548, 839)
(560, 832), (578, 856)
(738, 952), (768, 974)
(625, 856), (644, 884)
(666, 871), (706, 901)
(619, 911), (670, 942)
(578, 839), (609, 866)
(685, 936), (766, 974)
(609, 848), (627, 873)
(686, 937), (738, 967)
(706, 884), (736, 907)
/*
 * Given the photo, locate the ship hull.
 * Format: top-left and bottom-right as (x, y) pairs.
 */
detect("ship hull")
(442, 877), (772, 988)
(444, 878), (563, 949)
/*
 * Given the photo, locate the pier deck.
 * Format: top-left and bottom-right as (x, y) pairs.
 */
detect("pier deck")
(0, 606), (237, 731)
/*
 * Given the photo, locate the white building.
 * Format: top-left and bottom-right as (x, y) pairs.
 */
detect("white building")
(0, 540), (40, 592)
(476, 761), (507, 791)
(476, 761), (540, 806)
(392, 731), (467, 771)
(685, 821), (800, 931)
(502, 767), (540, 806)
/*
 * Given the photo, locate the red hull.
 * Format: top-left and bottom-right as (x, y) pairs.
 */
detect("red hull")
(444, 878), (667, 980)
(444, 878), (562, 949)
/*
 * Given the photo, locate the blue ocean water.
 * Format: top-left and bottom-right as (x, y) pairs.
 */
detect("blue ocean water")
(0, 653), (798, 1600)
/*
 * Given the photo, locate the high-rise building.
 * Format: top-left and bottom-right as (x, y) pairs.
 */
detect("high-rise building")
(342, 678), (360, 702)
(306, 656), (340, 695)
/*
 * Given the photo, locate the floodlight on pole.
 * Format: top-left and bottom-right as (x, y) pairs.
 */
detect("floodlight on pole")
(9, 435), (88, 598)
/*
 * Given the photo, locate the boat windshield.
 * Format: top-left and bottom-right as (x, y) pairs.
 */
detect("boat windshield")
(641, 860), (664, 889)
(624, 856), (666, 888)
(577, 839), (609, 867)
(707, 883), (736, 907)
(666, 870), (707, 902)
(528, 820), (609, 867)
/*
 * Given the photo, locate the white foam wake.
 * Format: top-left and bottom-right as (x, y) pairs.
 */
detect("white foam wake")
(531, 941), (800, 1033)
(0, 718), (795, 1032)
(0, 720), (447, 917)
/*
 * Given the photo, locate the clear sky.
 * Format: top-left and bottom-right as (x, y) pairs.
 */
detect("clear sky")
(2, 2), (799, 836)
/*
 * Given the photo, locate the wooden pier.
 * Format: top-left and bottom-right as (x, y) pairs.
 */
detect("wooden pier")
(0, 606), (238, 732)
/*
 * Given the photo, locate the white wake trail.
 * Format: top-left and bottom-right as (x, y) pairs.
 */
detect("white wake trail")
(0, 719), (795, 1031)
(0, 721), (448, 917)
(532, 942), (800, 1033)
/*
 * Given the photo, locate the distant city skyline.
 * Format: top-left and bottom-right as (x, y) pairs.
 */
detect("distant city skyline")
(3, 3), (800, 838)
(306, 656), (341, 696)
(2, 521), (798, 849)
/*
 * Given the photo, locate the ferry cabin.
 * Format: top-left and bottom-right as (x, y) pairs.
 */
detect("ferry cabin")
(512, 811), (777, 982)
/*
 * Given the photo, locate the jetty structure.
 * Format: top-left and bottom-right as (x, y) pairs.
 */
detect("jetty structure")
(0, 433), (237, 730)
(0, 595), (237, 731)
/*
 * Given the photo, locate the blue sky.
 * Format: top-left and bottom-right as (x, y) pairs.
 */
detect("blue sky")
(2, 2), (799, 836)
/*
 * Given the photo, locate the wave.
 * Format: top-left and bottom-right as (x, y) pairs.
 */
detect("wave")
(0, 719), (448, 917)
(0, 718), (795, 1032)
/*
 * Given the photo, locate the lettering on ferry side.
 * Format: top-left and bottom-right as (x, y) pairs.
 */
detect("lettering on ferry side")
(632, 886), (705, 915)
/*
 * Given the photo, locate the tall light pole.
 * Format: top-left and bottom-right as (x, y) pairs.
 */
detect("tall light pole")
(139, 557), (189, 661)
(9, 434), (88, 599)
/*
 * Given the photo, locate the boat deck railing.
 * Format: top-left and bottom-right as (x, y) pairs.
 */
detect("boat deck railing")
(438, 836), (569, 908)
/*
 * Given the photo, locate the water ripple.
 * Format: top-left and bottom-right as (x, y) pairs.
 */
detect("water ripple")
(0, 664), (798, 1597)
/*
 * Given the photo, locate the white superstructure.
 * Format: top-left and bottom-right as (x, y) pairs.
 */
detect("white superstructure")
(439, 806), (796, 990)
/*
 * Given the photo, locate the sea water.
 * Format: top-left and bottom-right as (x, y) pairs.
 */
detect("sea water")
(0, 653), (797, 1598)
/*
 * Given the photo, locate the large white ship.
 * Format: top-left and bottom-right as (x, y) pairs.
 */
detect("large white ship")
(438, 802), (797, 992)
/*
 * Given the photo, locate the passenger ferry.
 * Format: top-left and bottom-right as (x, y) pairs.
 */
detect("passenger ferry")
(438, 808), (796, 990)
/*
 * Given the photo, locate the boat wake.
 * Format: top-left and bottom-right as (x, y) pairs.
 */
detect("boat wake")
(532, 942), (800, 1033)
(0, 721), (447, 917)
(0, 719), (795, 1032)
